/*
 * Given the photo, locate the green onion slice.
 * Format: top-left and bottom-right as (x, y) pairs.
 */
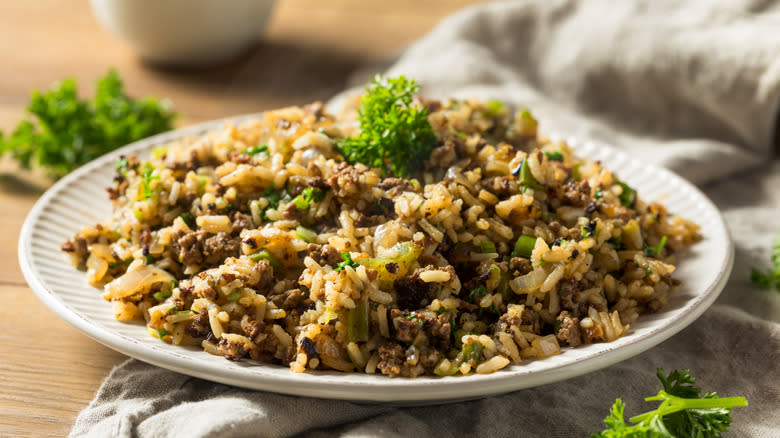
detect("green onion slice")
(513, 235), (537, 258)
(227, 291), (241, 301)
(244, 144), (268, 156)
(544, 151), (564, 162)
(480, 241), (497, 254)
(296, 225), (317, 243)
(248, 249), (281, 269)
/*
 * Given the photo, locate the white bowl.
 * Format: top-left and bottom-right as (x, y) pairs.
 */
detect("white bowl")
(90, 0), (276, 65)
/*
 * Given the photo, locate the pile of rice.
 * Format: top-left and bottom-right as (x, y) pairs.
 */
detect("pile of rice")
(63, 97), (700, 377)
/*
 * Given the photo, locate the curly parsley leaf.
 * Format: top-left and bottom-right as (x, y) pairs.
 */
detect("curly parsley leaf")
(750, 230), (780, 291)
(592, 368), (747, 438)
(291, 187), (326, 211)
(140, 162), (160, 199)
(335, 252), (359, 272)
(617, 181), (637, 208)
(591, 399), (664, 438)
(657, 368), (701, 399)
(0, 69), (176, 179)
(336, 74), (438, 178)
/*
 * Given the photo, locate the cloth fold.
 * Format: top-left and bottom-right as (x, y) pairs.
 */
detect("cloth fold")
(370, 0), (780, 185)
(71, 306), (780, 437)
(71, 1), (780, 436)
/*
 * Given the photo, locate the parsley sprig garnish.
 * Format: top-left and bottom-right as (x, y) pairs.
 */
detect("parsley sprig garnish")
(140, 163), (159, 199)
(750, 230), (780, 291)
(592, 368), (747, 437)
(336, 74), (438, 178)
(0, 69), (176, 179)
(335, 252), (359, 272)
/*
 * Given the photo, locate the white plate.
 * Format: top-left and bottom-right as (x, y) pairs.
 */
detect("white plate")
(19, 115), (733, 404)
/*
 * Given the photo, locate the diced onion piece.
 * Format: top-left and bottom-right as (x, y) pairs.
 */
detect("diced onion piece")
(104, 264), (175, 299)
(476, 355), (511, 374)
(509, 267), (547, 294)
(623, 219), (643, 250)
(86, 254), (109, 285)
(435, 358), (462, 376)
(357, 241), (421, 282)
(532, 335), (560, 358)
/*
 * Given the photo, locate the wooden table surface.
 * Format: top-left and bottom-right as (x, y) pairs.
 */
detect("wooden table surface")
(0, 1), (483, 435)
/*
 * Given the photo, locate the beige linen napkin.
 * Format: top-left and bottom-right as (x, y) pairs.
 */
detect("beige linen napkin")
(71, 1), (780, 437)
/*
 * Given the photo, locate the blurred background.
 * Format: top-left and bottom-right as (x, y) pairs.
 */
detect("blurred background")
(0, 0), (484, 131)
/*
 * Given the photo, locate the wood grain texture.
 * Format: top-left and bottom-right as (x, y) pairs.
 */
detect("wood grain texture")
(0, 286), (127, 437)
(0, 0), (485, 436)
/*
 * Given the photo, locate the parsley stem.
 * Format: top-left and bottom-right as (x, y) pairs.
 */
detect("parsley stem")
(630, 392), (748, 424)
(248, 249), (280, 269)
